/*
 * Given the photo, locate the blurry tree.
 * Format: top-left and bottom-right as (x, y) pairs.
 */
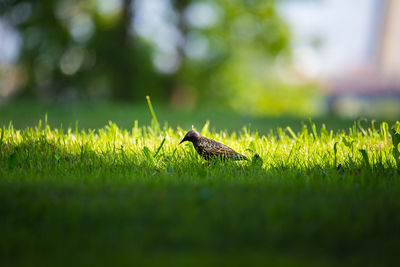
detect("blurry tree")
(0, 0), (162, 102)
(169, 0), (294, 113)
(0, 0), (303, 114)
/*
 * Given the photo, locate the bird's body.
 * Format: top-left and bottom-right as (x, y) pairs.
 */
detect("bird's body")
(179, 130), (248, 161)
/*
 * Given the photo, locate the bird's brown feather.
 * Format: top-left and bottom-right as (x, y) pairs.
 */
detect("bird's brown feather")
(197, 138), (247, 160)
(180, 130), (248, 161)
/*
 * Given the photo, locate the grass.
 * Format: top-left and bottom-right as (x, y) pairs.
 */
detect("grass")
(0, 100), (382, 133)
(0, 102), (400, 266)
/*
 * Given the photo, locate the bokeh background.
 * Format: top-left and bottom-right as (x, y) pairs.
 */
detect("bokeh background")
(0, 0), (399, 130)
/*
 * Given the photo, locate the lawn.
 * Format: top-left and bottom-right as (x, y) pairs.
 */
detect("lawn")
(0, 102), (399, 266)
(0, 101), (365, 133)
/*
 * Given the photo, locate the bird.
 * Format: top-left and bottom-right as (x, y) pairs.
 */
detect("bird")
(179, 130), (249, 161)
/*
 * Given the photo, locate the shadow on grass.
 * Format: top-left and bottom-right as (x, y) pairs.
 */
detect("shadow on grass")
(1, 140), (400, 266)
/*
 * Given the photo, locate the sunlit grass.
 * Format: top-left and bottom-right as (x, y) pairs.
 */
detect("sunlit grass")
(1, 118), (398, 178)
(1, 116), (400, 266)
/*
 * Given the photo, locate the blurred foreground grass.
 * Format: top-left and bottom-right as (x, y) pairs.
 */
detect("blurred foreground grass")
(0, 102), (400, 266)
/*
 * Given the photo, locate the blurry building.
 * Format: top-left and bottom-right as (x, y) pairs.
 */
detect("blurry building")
(375, 0), (400, 78)
(328, 0), (400, 118)
(280, 0), (400, 118)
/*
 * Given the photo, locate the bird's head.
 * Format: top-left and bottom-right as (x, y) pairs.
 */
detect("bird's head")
(179, 130), (201, 144)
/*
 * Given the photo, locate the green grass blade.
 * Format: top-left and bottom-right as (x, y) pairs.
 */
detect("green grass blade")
(146, 95), (160, 133)
(153, 138), (166, 158)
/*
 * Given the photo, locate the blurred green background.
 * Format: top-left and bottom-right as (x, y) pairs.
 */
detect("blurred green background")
(0, 0), (327, 124)
(0, 0), (399, 127)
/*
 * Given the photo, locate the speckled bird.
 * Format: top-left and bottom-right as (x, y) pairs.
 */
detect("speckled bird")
(179, 130), (249, 161)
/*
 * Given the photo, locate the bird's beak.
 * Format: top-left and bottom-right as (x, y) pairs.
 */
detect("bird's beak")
(179, 137), (186, 144)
